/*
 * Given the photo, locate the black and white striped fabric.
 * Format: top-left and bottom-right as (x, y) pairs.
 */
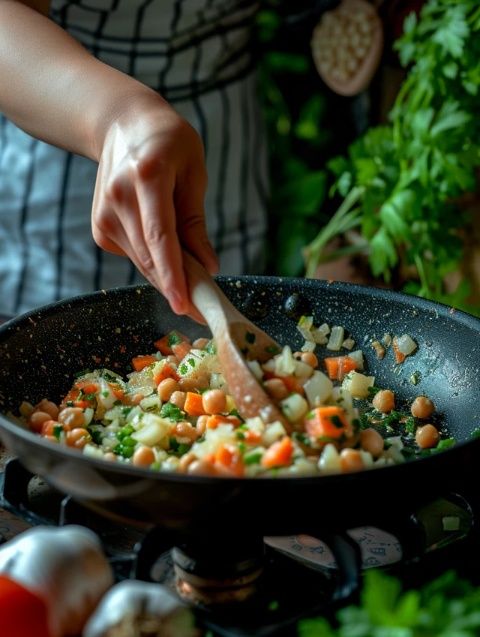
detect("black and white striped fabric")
(0, 0), (269, 317)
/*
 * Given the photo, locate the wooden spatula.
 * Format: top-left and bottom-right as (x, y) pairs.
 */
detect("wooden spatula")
(183, 252), (291, 431)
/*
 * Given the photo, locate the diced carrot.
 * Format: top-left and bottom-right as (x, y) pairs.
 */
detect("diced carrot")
(324, 356), (358, 381)
(75, 381), (99, 395)
(131, 355), (157, 372)
(206, 414), (242, 429)
(214, 444), (244, 477)
(172, 341), (192, 360)
(109, 384), (126, 401)
(392, 338), (406, 364)
(261, 436), (294, 469)
(154, 331), (190, 355)
(281, 375), (305, 395)
(305, 406), (350, 440)
(184, 392), (206, 417)
(153, 362), (180, 385)
(244, 430), (261, 444)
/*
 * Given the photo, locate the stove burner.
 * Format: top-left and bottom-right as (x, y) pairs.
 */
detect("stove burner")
(0, 457), (479, 637)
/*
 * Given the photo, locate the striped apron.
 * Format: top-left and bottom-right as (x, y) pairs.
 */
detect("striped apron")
(0, 0), (268, 317)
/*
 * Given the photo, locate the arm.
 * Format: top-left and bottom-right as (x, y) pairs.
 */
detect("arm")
(0, 1), (218, 315)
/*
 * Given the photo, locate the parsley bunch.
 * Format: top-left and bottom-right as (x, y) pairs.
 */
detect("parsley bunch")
(298, 569), (480, 637)
(305, 0), (480, 312)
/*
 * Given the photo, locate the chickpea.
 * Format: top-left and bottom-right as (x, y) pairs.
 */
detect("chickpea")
(35, 399), (59, 420)
(66, 428), (91, 449)
(372, 389), (395, 413)
(192, 337), (210, 349)
(157, 377), (179, 402)
(19, 401), (34, 418)
(202, 389), (227, 415)
(170, 391), (186, 410)
(103, 452), (117, 462)
(411, 396), (435, 420)
(339, 449), (364, 473)
(58, 407), (85, 429)
(187, 459), (217, 476)
(263, 378), (288, 401)
(173, 421), (199, 442)
(360, 428), (384, 457)
(300, 352), (318, 368)
(40, 419), (59, 437)
(29, 410), (53, 433)
(132, 446), (155, 467)
(196, 415), (209, 436)
(178, 452), (197, 472)
(415, 424), (440, 449)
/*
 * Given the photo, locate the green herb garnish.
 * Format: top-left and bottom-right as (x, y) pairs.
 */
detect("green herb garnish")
(167, 332), (183, 347)
(160, 402), (185, 422)
(244, 452), (263, 466)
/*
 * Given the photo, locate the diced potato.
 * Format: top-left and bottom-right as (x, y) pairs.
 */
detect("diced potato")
(303, 370), (333, 407)
(247, 360), (263, 380)
(262, 421), (287, 446)
(177, 349), (220, 380)
(280, 393), (308, 423)
(341, 371), (375, 399)
(318, 444), (341, 475)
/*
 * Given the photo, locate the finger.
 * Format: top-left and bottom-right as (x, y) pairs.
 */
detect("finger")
(175, 167), (219, 276)
(92, 208), (128, 257)
(135, 174), (191, 315)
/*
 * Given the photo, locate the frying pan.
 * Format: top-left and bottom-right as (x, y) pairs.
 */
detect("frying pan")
(0, 278), (480, 541)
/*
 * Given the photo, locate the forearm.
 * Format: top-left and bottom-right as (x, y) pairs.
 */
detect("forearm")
(0, 0), (163, 161)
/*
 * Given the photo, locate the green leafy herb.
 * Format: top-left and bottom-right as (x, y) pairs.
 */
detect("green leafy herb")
(187, 358), (195, 368)
(167, 331), (183, 347)
(304, 0), (480, 314)
(298, 569), (480, 637)
(244, 452), (263, 465)
(265, 345), (281, 355)
(169, 438), (191, 456)
(87, 426), (104, 445)
(205, 340), (216, 355)
(179, 364), (188, 375)
(53, 425), (63, 441)
(160, 402), (185, 422)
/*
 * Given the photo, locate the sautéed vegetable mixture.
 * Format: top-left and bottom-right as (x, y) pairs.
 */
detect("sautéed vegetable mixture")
(19, 318), (453, 477)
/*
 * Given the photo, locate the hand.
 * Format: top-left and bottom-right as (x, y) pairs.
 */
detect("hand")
(91, 92), (218, 316)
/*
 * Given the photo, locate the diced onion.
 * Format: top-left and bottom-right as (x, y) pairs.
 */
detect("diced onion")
(348, 350), (364, 370)
(280, 393), (308, 423)
(274, 346), (296, 377)
(395, 334), (417, 356)
(326, 326), (344, 351)
(301, 341), (316, 353)
(342, 337), (355, 350)
(296, 315), (314, 341)
(132, 414), (170, 447)
(303, 370), (333, 407)
(247, 360), (263, 380)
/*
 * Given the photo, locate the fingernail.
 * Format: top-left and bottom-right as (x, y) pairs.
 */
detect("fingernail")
(169, 290), (187, 314)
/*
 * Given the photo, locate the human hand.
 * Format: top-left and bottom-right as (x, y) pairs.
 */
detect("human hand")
(91, 92), (218, 316)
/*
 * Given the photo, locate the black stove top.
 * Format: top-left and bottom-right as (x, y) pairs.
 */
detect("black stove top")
(1, 456), (479, 636)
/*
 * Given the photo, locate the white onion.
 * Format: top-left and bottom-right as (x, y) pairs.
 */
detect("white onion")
(395, 334), (418, 356)
(326, 326), (345, 351)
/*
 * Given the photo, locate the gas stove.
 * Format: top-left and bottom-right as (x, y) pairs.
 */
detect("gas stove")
(1, 449), (479, 637)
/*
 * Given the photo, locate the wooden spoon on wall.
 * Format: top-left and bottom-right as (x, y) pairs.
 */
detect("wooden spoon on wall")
(311, 0), (384, 97)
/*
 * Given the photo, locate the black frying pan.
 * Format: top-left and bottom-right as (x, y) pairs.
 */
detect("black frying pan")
(0, 278), (479, 539)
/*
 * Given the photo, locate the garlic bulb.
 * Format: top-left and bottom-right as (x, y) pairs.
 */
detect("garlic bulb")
(0, 525), (113, 637)
(83, 580), (198, 637)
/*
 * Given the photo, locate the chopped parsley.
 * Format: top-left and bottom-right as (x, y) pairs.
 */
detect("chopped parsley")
(293, 431), (311, 446)
(169, 438), (191, 456)
(53, 425), (63, 440)
(74, 369), (92, 378)
(179, 363), (188, 375)
(404, 417), (416, 435)
(101, 390), (110, 398)
(102, 371), (119, 382)
(205, 340), (216, 355)
(244, 452), (263, 465)
(330, 415), (344, 429)
(160, 402), (185, 422)
(87, 426), (104, 445)
(367, 385), (382, 399)
(167, 332), (183, 347)
(187, 358), (196, 368)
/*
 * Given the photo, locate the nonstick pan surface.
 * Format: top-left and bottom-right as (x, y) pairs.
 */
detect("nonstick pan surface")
(0, 277), (479, 535)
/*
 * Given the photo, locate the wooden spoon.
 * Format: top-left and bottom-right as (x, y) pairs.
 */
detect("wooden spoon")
(183, 252), (291, 431)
